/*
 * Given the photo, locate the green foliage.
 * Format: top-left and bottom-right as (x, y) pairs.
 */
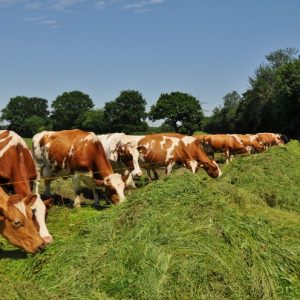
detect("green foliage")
(205, 48), (300, 138)
(81, 108), (107, 134)
(0, 96), (49, 136)
(103, 90), (148, 133)
(149, 91), (204, 135)
(204, 91), (241, 133)
(51, 91), (94, 131)
(1, 141), (300, 299)
(23, 116), (52, 137)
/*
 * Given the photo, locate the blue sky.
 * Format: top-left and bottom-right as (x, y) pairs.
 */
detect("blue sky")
(0, 0), (300, 117)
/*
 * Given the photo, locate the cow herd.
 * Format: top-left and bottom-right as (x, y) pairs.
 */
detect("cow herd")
(0, 129), (288, 254)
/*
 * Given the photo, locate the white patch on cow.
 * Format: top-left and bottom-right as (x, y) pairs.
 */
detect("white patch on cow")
(0, 131), (28, 158)
(249, 134), (259, 142)
(190, 160), (198, 173)
(128, 146), (143, 176)
(80, 132), (98, 143)
(14, 201), (27, 217)
(164, 137), (179, 162)
(166, 162), (175, 175)
(213, 161), (222, 177)
(231, 134), (243, 144)
(68, 145), (74, 157)
(182, 136), (196, 145)
(106, 173), (126, 203)
(62, 158), (67, 169)
(31, 194), (53, 243)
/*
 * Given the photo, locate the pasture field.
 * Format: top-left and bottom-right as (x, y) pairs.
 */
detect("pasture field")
(0, 140), (300, 299)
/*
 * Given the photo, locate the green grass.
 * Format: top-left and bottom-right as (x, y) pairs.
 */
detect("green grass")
(1, 141), (300, 299)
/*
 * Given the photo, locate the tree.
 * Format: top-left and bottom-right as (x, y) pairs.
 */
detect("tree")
(148, 92), (204, 135)
(272, 58), (300, 138)
(51, 91), (94, 130)
(23, 115), (51, 137)
(1, 96), (49, 136)
(81, 109), (107, 134)
(265, 47), (298, 69)
(103, 90), (148, 133)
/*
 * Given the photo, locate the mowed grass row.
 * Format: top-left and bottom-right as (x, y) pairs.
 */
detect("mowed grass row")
(0, 141), (300, 299)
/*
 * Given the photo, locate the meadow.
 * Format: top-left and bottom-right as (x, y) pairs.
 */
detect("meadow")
(0, 140), (300, 299)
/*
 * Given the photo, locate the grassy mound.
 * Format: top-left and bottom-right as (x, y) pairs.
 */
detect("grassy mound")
(1, 141), (300, 299)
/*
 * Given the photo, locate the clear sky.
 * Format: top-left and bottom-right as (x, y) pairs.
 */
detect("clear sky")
(0, 0), (300, 117)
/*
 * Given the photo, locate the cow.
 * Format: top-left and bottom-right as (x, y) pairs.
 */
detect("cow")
(0, 130), (52, 244)
(256, 132), (287, 149)
(32, 129), (128, 207)
(134, 134), (198, 179)
(159, 133), (222, 178)
(97, 133), (143, 188)
(194, 134), (250, 164)
(231, 134), (264, 153)
(0, 187), (46, 254)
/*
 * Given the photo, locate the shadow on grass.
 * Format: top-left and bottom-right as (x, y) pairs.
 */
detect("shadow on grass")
(0, 249), (27, 260)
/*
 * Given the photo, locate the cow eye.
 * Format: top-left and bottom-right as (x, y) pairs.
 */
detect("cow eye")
(13, 220), (22, 228)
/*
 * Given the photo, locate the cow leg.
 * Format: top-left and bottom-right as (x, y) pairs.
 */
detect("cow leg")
(153, 168), (159, 179)
(166, 162), (175, 175)
(92, 188), (100, 207)
(71, 176), (82, 208)
(146, 168), (153, 180)
(224, 150), (230, 164)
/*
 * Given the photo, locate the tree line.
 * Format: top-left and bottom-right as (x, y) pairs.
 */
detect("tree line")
(204, 47), (300, 139)
(1, 48), (299, 138)
(0, 90), (204, 137)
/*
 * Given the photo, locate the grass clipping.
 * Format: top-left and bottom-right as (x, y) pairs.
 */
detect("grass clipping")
(0, 141), (300, 299)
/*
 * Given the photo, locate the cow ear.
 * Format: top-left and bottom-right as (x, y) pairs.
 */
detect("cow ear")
(43, 198), (54, 210)
(23, 194), (38, 206)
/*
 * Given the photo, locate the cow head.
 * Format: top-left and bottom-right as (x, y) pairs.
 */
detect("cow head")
(200, 160), (222, 178)
(278, 134), (290, 144)
(117, 143), (143, 177)
(0, 194), (46, 254)
(102, 173), (126, 204)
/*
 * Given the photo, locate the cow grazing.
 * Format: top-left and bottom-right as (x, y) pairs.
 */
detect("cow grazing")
(0, 130), (52, 244)
(232, 134), (264, 153)
(32, 129), (127, 207)
(256, 132), (286, 149)
(98, 133), (143, 188)
(135, 134), (198, 179)
(159, 133), (222, 178)
(194, 134), (250, 164)
(0, 186), (46, 254)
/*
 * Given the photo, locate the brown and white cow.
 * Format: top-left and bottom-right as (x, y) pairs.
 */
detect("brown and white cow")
(231, 134), (264, 153)
(0, 130), (52, 244)
(32, 129), (127, 207)
(194, 134), (250, 164)
(134, 134), (198, 179)
(160, 133), (222, 178)
(97, 133), (143, 189)
(255, 132), (285, 149)
(0, 187), (46, 254)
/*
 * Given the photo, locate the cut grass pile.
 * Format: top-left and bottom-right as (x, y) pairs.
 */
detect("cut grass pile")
(0, 141), (300, 299)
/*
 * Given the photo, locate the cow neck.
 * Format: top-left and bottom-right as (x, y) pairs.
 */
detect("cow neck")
(94, 149), (114, 179)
